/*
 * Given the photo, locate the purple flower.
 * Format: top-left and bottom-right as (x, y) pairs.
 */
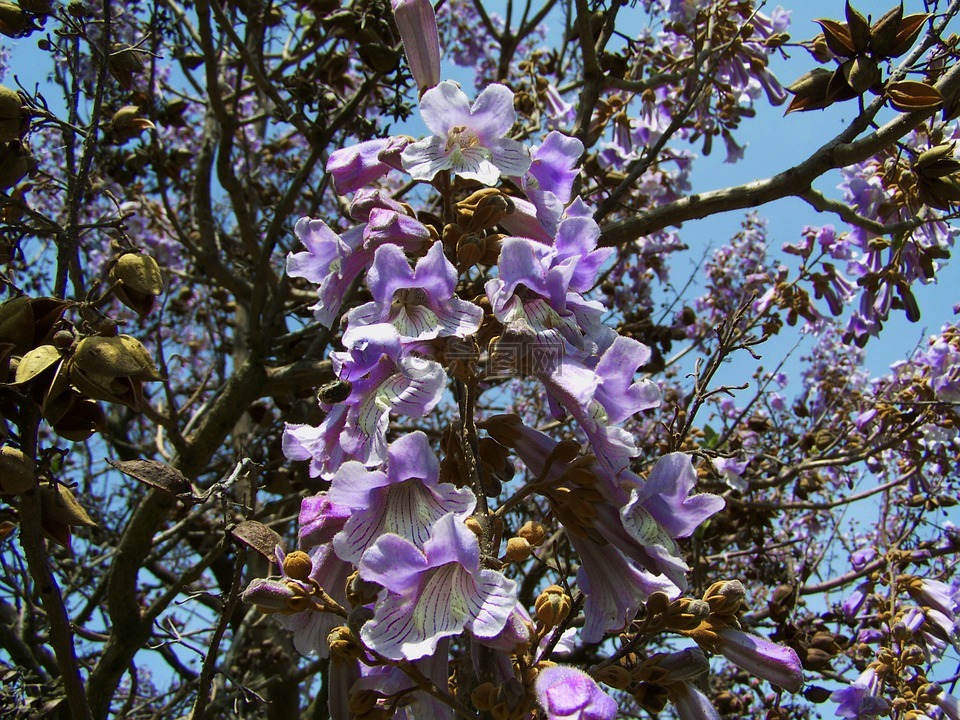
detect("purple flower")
(286, 325), (446, 475)
(350, 639), (453, 719)
(614, 454), (724, 586)
(326, 138), (393, 195)
(672, 681), (720, 720)
(401, 81), (531, 185)
(344, 241), (483, 341)
(392, 0), (440, 94)
(329, 324), (446, 466)
(625, 453), (725, 541)
(715, 627), (803, 693)
(286, 211), (430, 328)
(298, 492), (352, 548)
(359, 513), (518, 660)
(328, 431), (476, 563)
(283, 406), (352, 479)
(831, 667), (889, 719)
(534, 665), (617, 720)
(543, 83), (576, 129)
(937, 689), (960, 720)
(570, 531), (680, 644)
(523, 132), (584, 233)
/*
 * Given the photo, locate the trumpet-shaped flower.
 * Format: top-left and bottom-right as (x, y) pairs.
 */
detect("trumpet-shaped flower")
(401, 81), (531, 185)
(344, 241), (483, 341)
(286, 211), (430, 327)
(359, 513), (517, 660)
(328, 431), (476, 563)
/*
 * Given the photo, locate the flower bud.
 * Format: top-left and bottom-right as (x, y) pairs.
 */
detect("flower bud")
(242, 577), (300, 613)
(471, 682), (497, 711)
(593, 664), (632, 689)
(328, 625), (364, 661)
(518, 520), (546, 546)
(703, 579), (746, 615)
(504, 536), (531, 562)
(282, 550), (313, 581)
(392, 0), (440, 95)
(535, 584), (571, 629)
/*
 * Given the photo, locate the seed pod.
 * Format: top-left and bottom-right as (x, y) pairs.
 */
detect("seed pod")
(14, 344), (62, 384)
(0, 84), (27, 143)
(110, 252), (163, 317)
(109, 106), (156, 144)
(0, 446), (35, 494)
(73, 336), (145, 377)
(0, 139), (31, 190)
(0, 296), (35, 351)
(48, 392), (107, 441)
(39, 482), (96, 527)
(0, 1), (28, 37)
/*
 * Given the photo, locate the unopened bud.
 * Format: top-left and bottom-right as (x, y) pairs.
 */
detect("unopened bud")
(283, 550), (313, 581)
(392, 0), (440, 94)
(464, 515), (483, 540)
(518, 520), (546, 546)
(594, 664), (632, 689)
(328, 625), (363, 661)
(471, 682), (498, 711)
(504, 536), (531, 562)
(703, 579), (746, 615)
(535, 585), (571, 629)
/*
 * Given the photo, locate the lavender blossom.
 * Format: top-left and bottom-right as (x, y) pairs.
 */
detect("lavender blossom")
(715, 627), (803, 693)
(343, 241), (483, 341)
(359, 513), (517, 660)
(831, 667), (889, 719)
(534, 665), (617, 720)
(328, 431), (476, 563)
(401, 81), (531, 185)
(327, 138), (394, 195)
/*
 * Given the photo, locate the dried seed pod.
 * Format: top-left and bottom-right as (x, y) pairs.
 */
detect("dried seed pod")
(109, 106), (156, 144)
(110, 252), (163, 317)
(0, 446), (35, 494)
(0, 84), (27, 143)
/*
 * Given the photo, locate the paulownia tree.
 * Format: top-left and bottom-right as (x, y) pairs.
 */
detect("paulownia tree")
(0, 0), (958, 718)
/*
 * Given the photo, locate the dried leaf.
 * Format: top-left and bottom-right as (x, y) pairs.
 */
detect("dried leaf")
(108, 458), (197, 502)
(231, 520), (284, 560)
(886, 80), (944, 111)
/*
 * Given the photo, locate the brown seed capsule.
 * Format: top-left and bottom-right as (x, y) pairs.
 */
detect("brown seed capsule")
(0, 446), (35, 494)
(110, 252), (163, 317)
